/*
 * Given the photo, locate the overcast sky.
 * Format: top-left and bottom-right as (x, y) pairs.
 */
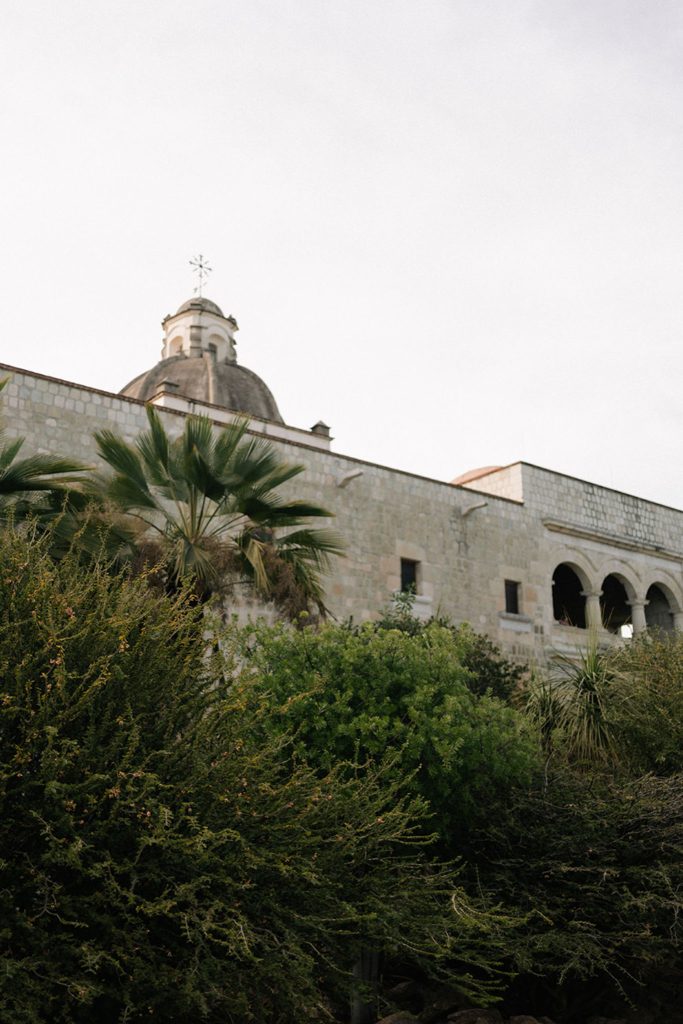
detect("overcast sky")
(2, 0), (682, 506)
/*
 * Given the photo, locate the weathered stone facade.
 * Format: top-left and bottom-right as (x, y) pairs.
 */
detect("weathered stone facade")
(3, 300), (681, 664)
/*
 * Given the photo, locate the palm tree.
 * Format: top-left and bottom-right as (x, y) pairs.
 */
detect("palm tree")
(0, 379), (88, 515)
(93, 406), (343, 613)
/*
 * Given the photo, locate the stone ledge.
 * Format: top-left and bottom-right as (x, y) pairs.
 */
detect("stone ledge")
(498, 611), (533, 632)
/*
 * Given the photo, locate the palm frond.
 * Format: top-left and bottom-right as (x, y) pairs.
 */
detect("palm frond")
(275, 527), (345, 565)
(137, 406), (173, 483)
(96, 430), (151, 494)
(92, 408), (341, 607)
(239, 496), (334, 528)
(228, 437), (303, 490)
(211, 417), (251, 471)
(0, 437), (25, 472)
(0, 455), (87, 494)
(182, 419), (224, 500)
(238, 459), (307, 497)
(237, 533), (269, 592)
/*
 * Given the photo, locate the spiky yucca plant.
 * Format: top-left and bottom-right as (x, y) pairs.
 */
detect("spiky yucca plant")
(527, 636), (616, 765)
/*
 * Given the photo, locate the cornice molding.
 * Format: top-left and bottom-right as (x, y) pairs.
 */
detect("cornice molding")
(543, 518), (683, 563)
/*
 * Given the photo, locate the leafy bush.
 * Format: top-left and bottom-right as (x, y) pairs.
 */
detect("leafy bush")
(0, 530), (508, 1022)
(452, 624), (524, 702)
(608, 631), (683, 774)
(375, 595), (524, 702)
(226, 619), (535, 846)
(477, 637), (683, 1020)
(470, 765), (683, 1020)
(526, 632), (683, 775)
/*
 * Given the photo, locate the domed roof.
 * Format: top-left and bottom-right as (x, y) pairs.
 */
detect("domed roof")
(174, 296), (225, 317)
(451, 466), (502, 486)
(120, 356), (284, 424)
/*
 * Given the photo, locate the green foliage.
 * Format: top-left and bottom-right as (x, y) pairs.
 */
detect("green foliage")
(453, 624), (524, 702)
(527, 633), (683, 776)
(608, 631), (683, 774)
(0, 378), (88, 515)
(553, 641), (616, 763)
(526, 640), (617, 767)
(481, 638), (683, 1018)
(374, 589), (425, 635)
(91, 405), (343, 612)
(226, 619), (535, 845)
(0, 529), (508, 1022)
(470, 765), (683, 1018)
(376, 594), (524, 701)
(0, 383), (342, 617)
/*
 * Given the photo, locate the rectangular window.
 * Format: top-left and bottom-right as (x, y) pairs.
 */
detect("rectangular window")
(505, 580), (520, 615)
(400, 558), (419, 594)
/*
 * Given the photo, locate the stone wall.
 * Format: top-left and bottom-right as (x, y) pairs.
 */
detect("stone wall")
(3, 362), (683, 663)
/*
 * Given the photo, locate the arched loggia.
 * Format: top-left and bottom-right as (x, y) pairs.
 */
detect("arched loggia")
(645, 584), (675, 633)
(600, 575), (632, 636)
(552, 564), (587, 628)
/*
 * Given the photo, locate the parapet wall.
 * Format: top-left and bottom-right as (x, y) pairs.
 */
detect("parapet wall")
(520, 462), (683, 556)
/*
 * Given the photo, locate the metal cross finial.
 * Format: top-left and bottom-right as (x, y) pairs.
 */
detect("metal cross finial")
(189, 254), (212, 297)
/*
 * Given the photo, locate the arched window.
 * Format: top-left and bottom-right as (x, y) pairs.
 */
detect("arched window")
(552, 564), (586, 628)
(645, 584), (674, 634)
(208, 333), (226, 362)
(600, 575), (631, 635)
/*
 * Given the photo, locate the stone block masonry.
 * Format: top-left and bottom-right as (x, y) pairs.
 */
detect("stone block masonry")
(3, 362), (682, 663)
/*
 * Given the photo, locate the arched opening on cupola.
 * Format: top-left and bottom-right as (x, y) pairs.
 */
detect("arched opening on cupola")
(552, 564), (586, 628)
(645, 584), (675, 633)
(207, 333), (226, 362)
(600, 574), (632, 635)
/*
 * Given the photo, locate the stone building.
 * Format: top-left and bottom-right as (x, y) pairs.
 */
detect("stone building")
(3, 293), (682, 663)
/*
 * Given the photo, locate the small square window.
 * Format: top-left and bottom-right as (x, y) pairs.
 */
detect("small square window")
(400, 558), (419, 594)
(505, 580), (520, 615)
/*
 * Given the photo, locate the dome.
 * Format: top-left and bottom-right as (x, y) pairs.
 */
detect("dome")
(121, 294), (284, 423)
(120, 356), (284, 424)
(451, 466), (502, 486)
(174, 296), (225, 317)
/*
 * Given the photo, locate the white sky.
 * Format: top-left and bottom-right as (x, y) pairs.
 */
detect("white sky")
(2, 0), (683, 507)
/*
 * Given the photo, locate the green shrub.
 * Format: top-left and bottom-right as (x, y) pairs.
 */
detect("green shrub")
(226, 619), (535, 846)
(609, 631), (683, 774)
(470, 765), (683, 1019)
(0, 530), (507, 1022)
(375, 595), (524, 702)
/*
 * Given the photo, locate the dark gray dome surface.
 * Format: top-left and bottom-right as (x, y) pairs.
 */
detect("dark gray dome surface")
(174, 297), (225, 317)
(120, 355), (284, 424)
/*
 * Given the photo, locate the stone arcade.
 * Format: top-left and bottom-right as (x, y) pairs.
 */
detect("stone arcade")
(3, 293), (682, 663)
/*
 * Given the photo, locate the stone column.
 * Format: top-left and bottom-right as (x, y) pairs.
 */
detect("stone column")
(583, 590), (603, 631)
(628, 599), (648, 635)
(673, 611), (683, 632)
